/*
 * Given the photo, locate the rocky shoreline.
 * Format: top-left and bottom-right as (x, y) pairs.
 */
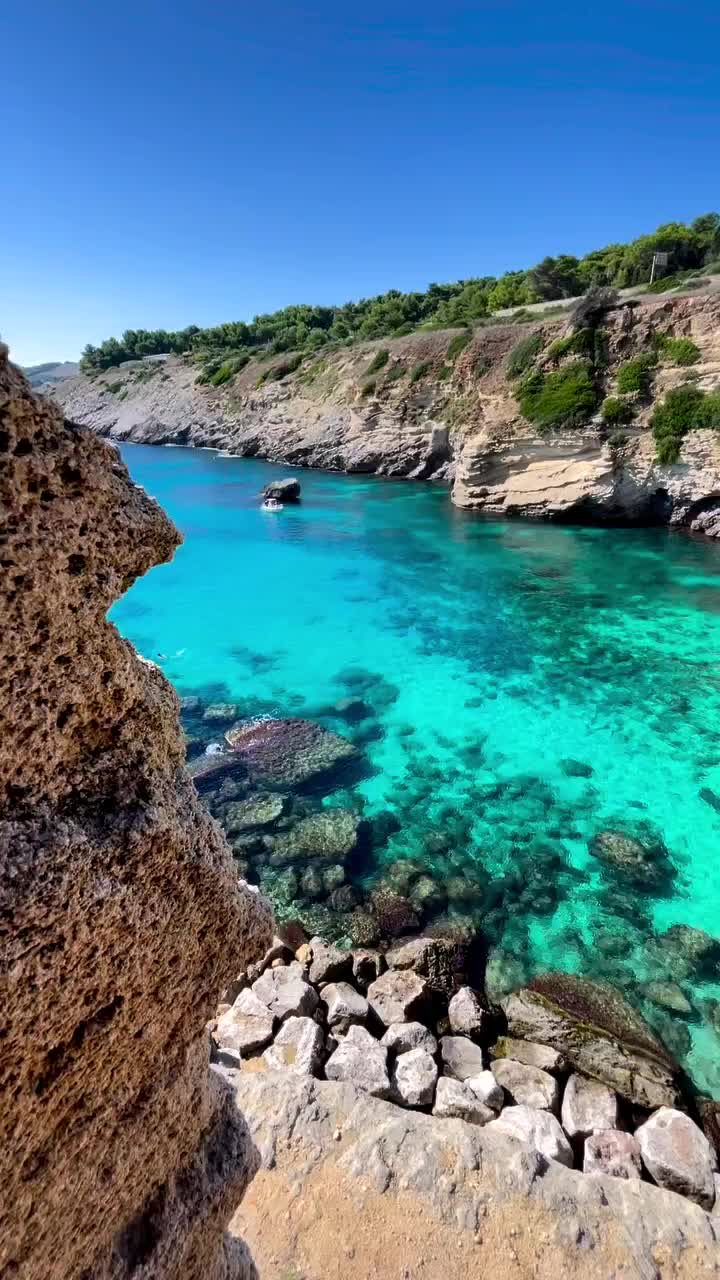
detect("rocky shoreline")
(210, 931), (720, 1274)
(51, 291), (720, 535)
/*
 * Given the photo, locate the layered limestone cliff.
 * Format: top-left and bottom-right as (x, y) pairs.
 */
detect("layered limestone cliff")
(0, 347), (273, 1279)
(52, 293), (720, 534)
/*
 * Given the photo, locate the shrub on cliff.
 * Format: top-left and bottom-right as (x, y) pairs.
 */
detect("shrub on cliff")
(517, 361), (598, 432)
(447, 331), (471, 361)
(366, 349), (390, 374)
(601, 396), (634, 426)
(651, 384), (720, 463)
(410, 361), (431, 384)
(617, 354), (657, 395)
(506, 332), (542, 378)
(655, 336), (701, 366)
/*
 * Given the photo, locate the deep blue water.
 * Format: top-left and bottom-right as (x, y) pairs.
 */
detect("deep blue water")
(114, 442), (720, 1094)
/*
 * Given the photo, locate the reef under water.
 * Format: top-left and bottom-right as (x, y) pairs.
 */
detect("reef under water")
(114, 443), (720, 1094)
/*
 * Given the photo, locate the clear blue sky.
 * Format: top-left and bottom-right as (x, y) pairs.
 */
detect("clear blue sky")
(2, 0), (719, 364)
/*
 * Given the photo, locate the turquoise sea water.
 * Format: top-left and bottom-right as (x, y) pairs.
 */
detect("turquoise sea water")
(114, 443), (720, 1094)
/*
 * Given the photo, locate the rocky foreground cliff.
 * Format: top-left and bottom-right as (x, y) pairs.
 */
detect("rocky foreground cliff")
(53, 291), (720, 535)
(0, 348), (272, 1279)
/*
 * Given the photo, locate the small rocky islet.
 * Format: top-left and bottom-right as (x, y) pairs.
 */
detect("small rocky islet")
(182, 688), (720, 1102)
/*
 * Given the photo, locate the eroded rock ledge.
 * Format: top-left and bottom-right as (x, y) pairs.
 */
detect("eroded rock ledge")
(0, 348), (272, 1280)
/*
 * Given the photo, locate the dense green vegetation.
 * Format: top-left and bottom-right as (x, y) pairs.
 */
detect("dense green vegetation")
(79, 214), (720, 373)
(651, 386), (720, 463)
(655, 335), (701, 366)
(410, 361), (432, 384)
(517, 362), (598, 432)
(601, 396), (634, 426)
(616, 354), (657, 395)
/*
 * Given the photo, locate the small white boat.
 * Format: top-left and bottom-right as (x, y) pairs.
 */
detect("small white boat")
(261, 497), (284, 511)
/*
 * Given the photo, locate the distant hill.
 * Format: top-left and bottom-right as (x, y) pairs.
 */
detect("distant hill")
(23, 361), (80, 388)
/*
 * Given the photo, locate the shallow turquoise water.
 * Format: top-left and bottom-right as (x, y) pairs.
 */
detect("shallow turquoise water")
(114, 443), (720, 1094)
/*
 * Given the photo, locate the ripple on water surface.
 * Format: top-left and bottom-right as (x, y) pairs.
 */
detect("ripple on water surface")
(114, 443), (720, 1094)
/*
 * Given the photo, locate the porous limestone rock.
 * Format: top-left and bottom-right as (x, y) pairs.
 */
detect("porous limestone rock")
(386, 933), (468, 997)
(440, 1035), (485, 1082)
(490, 1105), (573, 1168)
(562, 1072), (619, 1139)
(0, 349), (273, 1280)
(262, 1016), (324, 1076)
(432, 1077), (494, 1125)
(584, 1130), (642, 1180)
(504, 975), (680, 1108)
(321, 981), (369, 1031)
(252, 960), (319, 1022)
(215, 988), (275, 1056)
(367, 968), (429, 1026)
(352, 947), (386, 989)
(325, 1024), (391, 1098)
(490, 1059), (560, 1113)
(381, 1021), (438, 1056)
(635, 1108), (716, 1208)
(390, 1048), (438, 1108)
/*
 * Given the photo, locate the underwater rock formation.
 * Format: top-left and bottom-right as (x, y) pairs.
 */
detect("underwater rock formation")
(0, 348), (272, 1279)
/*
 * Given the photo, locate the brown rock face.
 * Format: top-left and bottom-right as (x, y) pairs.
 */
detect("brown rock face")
(0, 348), (273, 1279)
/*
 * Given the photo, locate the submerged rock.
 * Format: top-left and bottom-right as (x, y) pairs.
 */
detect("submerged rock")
(271, 809), (360, 864)
(225, 717), (357, 789)
(223, 791), (285, 832)
(368, 885), (419, 939)
(588, 828), (674, 888)
(504, 974), (680, 1109)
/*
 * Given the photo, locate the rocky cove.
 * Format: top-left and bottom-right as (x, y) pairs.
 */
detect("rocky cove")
(52, 290), (720, 536)
(3, 345), (720, 1278)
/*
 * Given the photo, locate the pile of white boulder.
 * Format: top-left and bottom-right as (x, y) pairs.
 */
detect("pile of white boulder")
(211, 934), (719, 1212)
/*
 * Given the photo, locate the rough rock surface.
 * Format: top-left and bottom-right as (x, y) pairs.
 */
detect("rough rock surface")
(490, 1105), (574, 1168)
(490, 1034), (565, 1073)
(215, 988), (276, 1056)
(252, 960), (319, 1021)
(448, 984), (487, 1038)
(562, 1072), (619, 1139)
(440, 1034), (486, 1081)
(433, 1076), (494, 1124)
(390, 1047), (438, 1107)
(262, 1016), (324, 1076)
(380, 1021), (438, 1056)
(321, 981), (369, 1031)
(366, 968), (429, 1026)
(636, 1108), (716, 1209)
(0, 348), (273, 1279)
(227, 1072), (719, 1279)
(325, 1025), (391, 1098)
(491, 1058), (560, 1113)
(505, 975), (680, 1108)
(584, 1130), (642, 1180)
(224, 717), (357, 789)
